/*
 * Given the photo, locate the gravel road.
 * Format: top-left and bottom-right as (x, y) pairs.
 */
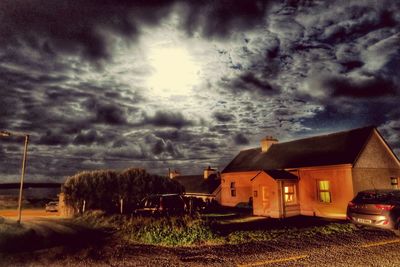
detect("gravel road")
(1, 219), (399, 267)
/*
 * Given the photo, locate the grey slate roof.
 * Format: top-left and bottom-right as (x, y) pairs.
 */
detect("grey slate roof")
(223, 126), (376, 173)
(173, 174), (220, 195)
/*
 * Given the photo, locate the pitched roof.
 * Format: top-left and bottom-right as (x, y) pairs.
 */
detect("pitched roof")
(223, 126), (376, 173)
(173, 174), (220, 195)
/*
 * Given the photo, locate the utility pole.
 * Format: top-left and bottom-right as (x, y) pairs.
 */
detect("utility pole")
(0, 131), (30, 224)
(17, 135), (29, 224)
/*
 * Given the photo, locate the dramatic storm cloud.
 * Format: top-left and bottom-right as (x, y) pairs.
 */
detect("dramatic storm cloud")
(0, 0), (399, 182)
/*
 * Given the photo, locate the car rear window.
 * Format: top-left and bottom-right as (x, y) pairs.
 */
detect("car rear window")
(354, 191), (400, 203)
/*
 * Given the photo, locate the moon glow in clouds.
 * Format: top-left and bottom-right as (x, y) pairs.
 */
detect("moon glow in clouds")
(0, 0), (399, 182)
(148, 46), (200, 97)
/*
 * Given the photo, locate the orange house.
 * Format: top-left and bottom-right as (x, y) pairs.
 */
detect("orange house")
(221, 126), (400, 219)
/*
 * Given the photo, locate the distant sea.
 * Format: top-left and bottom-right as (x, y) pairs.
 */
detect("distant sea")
(0, 187), (60, 199)
(0, 185), (61, 208)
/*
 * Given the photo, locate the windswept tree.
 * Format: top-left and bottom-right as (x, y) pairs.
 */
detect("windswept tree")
(62, 168), (184, 214)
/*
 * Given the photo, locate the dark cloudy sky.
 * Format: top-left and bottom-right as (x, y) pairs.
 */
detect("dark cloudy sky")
(1, 0), (399, 182)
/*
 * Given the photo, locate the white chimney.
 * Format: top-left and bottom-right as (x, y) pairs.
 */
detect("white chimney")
(204, 166), (216, 179)
(261, 136), (278, 152)
(168, 169), (180, 179)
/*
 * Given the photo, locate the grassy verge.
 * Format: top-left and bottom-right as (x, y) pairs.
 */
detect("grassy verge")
(0, 217), (36, 252)
(74, 211), (222, 246)
(225, 222), (354, 244)
(74, 211), (356, 247)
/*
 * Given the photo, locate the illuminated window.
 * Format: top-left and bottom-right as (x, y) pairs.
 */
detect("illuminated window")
(284, 185), (296, 204)
(318, 180), (331, 203)
(230, 182), (236, 197)
(254, 190), (258, 197)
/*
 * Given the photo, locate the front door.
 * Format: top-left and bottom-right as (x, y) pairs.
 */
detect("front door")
(282, 182), (300, 217)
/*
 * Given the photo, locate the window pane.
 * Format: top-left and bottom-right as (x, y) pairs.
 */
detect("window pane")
(284, 186), (294, 193)
(285, 194), (294, 203)
(320, 192), (331, 203)
(319, 181), (329, 191)
(231, 189), (236, 197)
(284, 185), (296, 203)
(230, 182), (235, 188)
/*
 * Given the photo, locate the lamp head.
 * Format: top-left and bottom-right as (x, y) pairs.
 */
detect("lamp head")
(0, 131), (11, 137)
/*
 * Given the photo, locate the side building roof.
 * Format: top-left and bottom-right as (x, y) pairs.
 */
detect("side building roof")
(173, 174), (220, 195)
(223, 126), (376, 173)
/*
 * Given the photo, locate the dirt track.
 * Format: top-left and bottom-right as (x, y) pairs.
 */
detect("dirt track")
(0, 209), (60, 220)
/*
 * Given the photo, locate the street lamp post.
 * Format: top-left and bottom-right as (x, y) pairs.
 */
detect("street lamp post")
(0, 131), (30, 224)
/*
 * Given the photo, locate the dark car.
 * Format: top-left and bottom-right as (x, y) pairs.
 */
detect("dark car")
(347, 189), (400, 236)
(135, 194), (186, 216)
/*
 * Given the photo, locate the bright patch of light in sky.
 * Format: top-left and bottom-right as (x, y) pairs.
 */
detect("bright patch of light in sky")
(147, 46), (200, 96)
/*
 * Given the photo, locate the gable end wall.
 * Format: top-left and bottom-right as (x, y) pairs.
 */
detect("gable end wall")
(352, 130), (400, 193)
(298, 165), (353, 219)
(220, 171), (257, 207)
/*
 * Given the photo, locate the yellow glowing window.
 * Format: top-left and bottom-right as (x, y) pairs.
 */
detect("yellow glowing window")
(284, 185), (296, 204)
(318, 180), (331, 203)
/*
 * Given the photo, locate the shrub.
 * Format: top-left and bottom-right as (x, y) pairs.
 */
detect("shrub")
(75, 212), (220, 246)
(125, 215), (219, 246)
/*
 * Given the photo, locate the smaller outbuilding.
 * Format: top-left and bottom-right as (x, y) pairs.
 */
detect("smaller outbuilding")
(169, 166), (221, 203)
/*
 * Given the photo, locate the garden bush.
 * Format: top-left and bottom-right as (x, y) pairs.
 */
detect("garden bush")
(75, 211), (221, 246)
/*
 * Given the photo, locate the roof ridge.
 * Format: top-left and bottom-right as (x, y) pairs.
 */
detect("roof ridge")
(238, 126), (375, 151)
(238, 147), (260, 152)
(273, 125), (375, 146)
